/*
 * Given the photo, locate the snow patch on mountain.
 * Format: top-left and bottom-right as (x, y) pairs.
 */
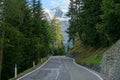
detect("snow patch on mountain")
(43, 6), (70, 21)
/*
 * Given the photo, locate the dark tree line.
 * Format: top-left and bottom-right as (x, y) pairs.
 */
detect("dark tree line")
(68, 0), (120, 47)
(0, 0), (64, 80)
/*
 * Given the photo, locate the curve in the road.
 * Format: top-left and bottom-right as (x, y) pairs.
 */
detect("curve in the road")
(72, 59), (103, 80)
(17, 56), (103, 80)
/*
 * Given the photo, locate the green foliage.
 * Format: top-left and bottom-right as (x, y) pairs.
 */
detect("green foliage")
(102, 0), (120, 44)
(50, 17), (63, 41)
(0, 0), (4, 79)
(67, 0), (82, 42)
(1, 0), (53, 79)
(50, 17), (65, 55)
(78, 0), (103, 47)
(68, 0), (120, 65)
(68, 0), (120, 47)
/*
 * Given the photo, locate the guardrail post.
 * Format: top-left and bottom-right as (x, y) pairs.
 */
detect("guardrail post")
(15, 64), (17, 78)
(33, 61), (35, 67)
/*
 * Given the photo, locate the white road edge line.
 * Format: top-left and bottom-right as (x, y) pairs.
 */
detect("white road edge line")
(72, 59), (104, 80)
(17, 56), (52, 80)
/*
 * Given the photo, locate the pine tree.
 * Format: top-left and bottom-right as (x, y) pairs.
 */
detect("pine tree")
(79, 0), (102, 46)
(67, 0), (83, 43)
(18, 0), (35, 70)
(0, 0), (55, 79)
(67, 0), (77, 43)
(1, 0), (31, 79)
(102, 0), (120, 44)
(32, 0), (45, 63)
(0, 0), (4, 79)
(68, 0), (103, 47)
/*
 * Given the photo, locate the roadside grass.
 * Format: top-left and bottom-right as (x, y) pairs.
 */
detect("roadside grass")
(78, 53), (103, 64)
(70, 40), (108, 64)
(9, 56), (49, 80)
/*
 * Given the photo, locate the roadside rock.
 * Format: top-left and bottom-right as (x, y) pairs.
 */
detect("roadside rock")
(101, 40), (120, 80)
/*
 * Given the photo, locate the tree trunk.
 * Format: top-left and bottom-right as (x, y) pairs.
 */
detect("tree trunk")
(0, 46), (2, 80)
(0, 31), (4, 80)
(37, 51), (40, 62)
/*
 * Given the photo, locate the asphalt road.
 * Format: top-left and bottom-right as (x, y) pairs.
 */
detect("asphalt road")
(17, 56), (103, 80)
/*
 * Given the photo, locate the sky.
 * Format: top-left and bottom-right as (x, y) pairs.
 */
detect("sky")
(41, 0), (70, 10)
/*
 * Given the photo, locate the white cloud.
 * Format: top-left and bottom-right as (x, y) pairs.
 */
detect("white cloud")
(50, 1), (59, 6)
(63, 0), (70, 5)
(50, 0), (70, 9)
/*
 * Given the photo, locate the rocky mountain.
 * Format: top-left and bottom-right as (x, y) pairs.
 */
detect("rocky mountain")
(43, 6), (69, 20)
(43, 7), (70, 51)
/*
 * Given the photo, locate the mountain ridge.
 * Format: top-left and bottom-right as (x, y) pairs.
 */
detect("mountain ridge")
(43, 6), (70, 21)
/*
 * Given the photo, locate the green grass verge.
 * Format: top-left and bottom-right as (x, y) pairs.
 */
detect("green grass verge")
(79, 53), (103, 64)
(70, 40), (108, 64)
(9, 56), (49, 80)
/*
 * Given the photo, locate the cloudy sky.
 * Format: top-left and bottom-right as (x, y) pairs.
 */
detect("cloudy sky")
(41, 0), (70, 10)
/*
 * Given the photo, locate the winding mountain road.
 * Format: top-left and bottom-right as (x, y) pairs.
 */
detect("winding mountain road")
(17, 56), (103, 80)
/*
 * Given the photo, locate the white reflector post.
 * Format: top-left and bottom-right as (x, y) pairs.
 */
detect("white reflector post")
(33, 61), (35, 67)
(15, 64), (17, 78)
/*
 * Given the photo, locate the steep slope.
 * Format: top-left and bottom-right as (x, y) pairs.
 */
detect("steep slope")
(69, 40), (108, 64)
